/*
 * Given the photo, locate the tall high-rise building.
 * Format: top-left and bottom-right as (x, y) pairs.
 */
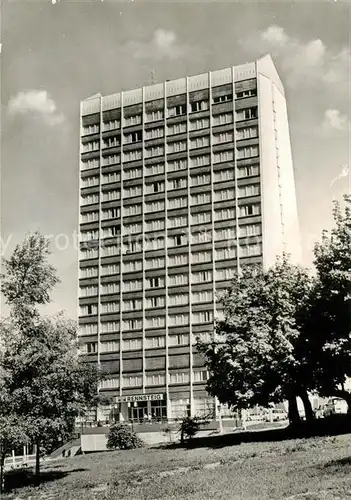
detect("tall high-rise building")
(78, 54), (301, 423)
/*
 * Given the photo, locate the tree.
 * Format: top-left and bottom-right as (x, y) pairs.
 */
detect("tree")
(106, 423), (144, 450)
(1, 233), (100, 477)
(307, 196), (351, 410)
(178, 417), (201, 445)
(197, 257), (316, 424)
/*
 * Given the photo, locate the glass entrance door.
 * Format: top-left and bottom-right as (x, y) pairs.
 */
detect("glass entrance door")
(128, 402), (147, 423)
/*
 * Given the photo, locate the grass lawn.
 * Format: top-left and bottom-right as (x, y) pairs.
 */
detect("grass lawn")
(3, 432), (351, 500)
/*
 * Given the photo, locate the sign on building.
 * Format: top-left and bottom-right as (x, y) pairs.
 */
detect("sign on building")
(114, 393), (164, 403)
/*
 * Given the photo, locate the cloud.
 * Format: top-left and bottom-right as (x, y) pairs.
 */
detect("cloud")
(241, 25), (350, 91)
(322, 109), (349, 131)
(128, 28), (184, 61)
(7, 90), (65, 126)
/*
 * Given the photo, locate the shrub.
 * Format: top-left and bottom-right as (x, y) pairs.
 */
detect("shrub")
(106, 423), (144, 450)
(178, 417), (201, 444)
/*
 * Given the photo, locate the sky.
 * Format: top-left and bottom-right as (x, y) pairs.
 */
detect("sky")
(1, 0), (350, 319)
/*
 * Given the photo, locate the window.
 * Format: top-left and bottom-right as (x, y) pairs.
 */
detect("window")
(215, 208), (235, 221)
(214, 227), (236, 241)
(100, 377), (119, 389)
(146, 277), (165, 289)
(124, 131), (142, 144)
(82, 140), (99, 153)
(239, 203), (261, 217)
(192, 270), (212, 283)
(237, 146), (259, 159)
(236, 126), (258, 140)
(123, 260), (142, 273)
(145, 163), (164, 176)
(101, 301), (119, 314)
(216, 268), (236, 281)
(145, 200), (165, 213)
(101, 264), (119, 276)
(167, 123), (187, 135)
(236, 89), (257, 99)
(102, 190), (120, 203)
(145, 145), (164, 158)
(190, 155), (210, 168)
(191, 100), (209, 113)
(191, 230), (212, 244)
(193, 370), (208, 382)
(79, 323), (98, 335)
(81, 230), (99, 242)
(168, 273), (188, 286)
(192, 290), (213, 303)
(214, 150), (234, 164)
(145, 337), (165, 349)
(191, 193), (211, 205)
(81, 158), (99, 170)
(169, 314), (189, 326)
(168, 215), (187, 228)
(189, 118), (210, 131)
(101, 282), (120, 295)
(79, 304), (98, 316)
(124, 204), (142, 217)
(123, 186), (142, 198)
(213, 94), (233, 104)
(145, 181), (165, 194)
(81, 211), (99, 223)
(102, 154), (120, 166)
(239, 223), (261, 237)
(123, 279), (142, 291)
(100, 341), (119, 353)
(169, 334), (189, 346)
(190, 136), (210, 149)
(191, 212), (211, 225)
(236, 107), (258, 121)
(124, 167), (142, 180)
(169, 371), (190, 384)
(101, 245), (119, 257)
(145, 219), (165, 232)
(168, 177), (187, 190)
(168, 294), (188, 306)
(81, 176), (99, 188)
(239, 243), (262, 257)
(101, 226), (120, 238)
(168, 254), (188, 267)
(238, 183), (260, 198)
(145, 296), (165, 308)
(122, 320), (143, 332)
(80, 341), (98, 354)
(103, 136), (120, 149)
(167, 159), (187, 172)
(123, 299), (142, 311)
(167, 141), (187, 154)
(214, 188), (235, 202)
(146, 237), (165, 251)
(124, 222), (142, 235)
(192, 251), (212, 264)
(146, 374), (166, 386)
(145, 257), (165, 270)
(102, 171), (120, 184)
(213, 132), (233, 145)
(123, 150), (142, 162)
(168, 197), (187, 210)
(145, 109), (163, 122)
(82, 124), (99, 136)
(145, 127), (164, 140)
(123, 375), (142, 387)
(168, 104), (186, 117)
(145, 316), (166, 328)
(103, 119), (120, 131)
(80, 247), (98, 260)
(237, 164), (259, 178)
(214, 169), (234, 183)
(81, 193), (99, 206)
(101, 321), (120, 333)
(193, 311), (213, 324)
(102, 207), (120, 220)
(215, 247), (237, 260)
(191, 174), (210, 186)
(124, 114), (142, 127)
(212, 113), (233, 126)
(123, 240), (142, 254)
(169, 234), (188, 247)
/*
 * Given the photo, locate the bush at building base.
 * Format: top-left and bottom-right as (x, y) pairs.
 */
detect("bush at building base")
(106, 423), (144, 450)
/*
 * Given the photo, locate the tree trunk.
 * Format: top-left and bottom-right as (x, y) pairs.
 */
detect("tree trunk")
(35, 440), (40, 477)
(330, 389), (351, 414)
(288, 396), (300, 425)
(0, 447), (5, 494)
(299, 391), (314, 422)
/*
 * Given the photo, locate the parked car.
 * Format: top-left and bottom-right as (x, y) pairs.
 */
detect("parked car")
(323, 398), (348, 417)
